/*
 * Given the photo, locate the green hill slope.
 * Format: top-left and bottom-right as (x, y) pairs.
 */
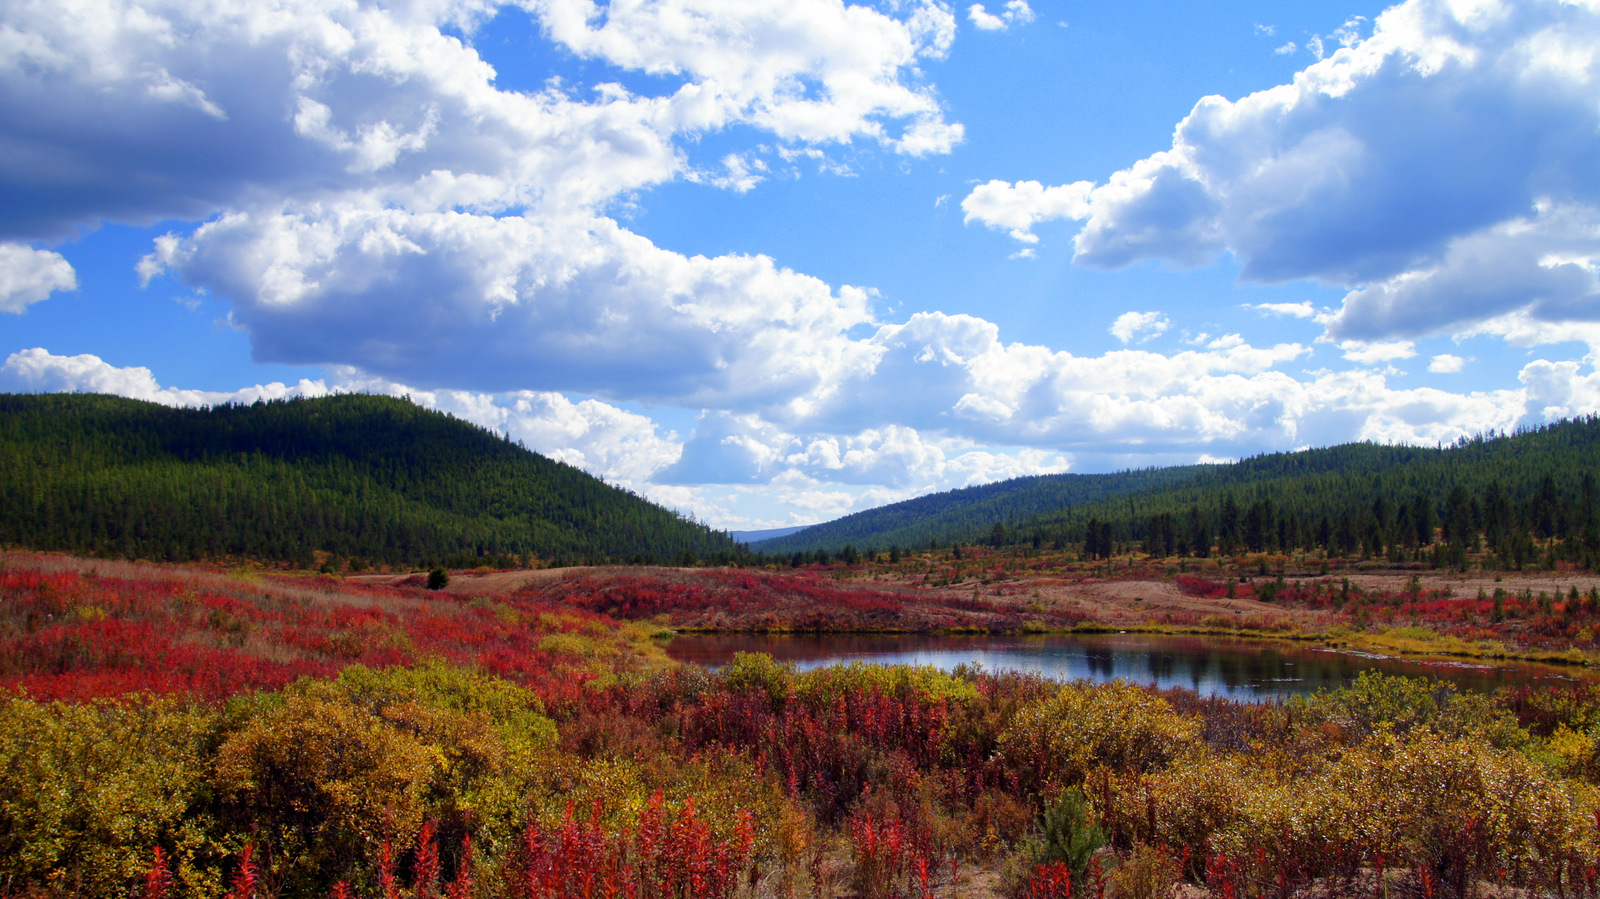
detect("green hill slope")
(750, 465), (1210, 554)
(756, 419), (1600, 570)
(1026, 420), (1600, 566)
(0, 392), (735, 567)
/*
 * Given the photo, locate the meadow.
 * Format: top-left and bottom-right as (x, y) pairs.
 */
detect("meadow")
(4, 549), (1600, 899)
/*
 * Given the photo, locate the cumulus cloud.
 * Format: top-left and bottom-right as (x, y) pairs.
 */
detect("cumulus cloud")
(1110, 311), (1170, 344)
(138, 206), (881, 407)
(655, 412), (788, 485)
(533, 0), (962, 153)
(1, 0), (964, 241)
(0, 245), (77, 313)
(795, 310), (1316, 448)
(1429, 354), (1467, 373)
(1056, 0), (1600, 350)
(1339, 340), (1416, 365)
(1521, 359), (1600, 421)
(0, 0), (973, 418)
(1250, 301), (1318, 319)
(961, 179), (1094, 244)
(968, 1), (1034, 32)
(0, 348), (329, 406)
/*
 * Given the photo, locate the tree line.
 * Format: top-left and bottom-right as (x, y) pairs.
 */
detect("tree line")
(0, 393), (737, 568)
(759, 417), (1600, 572)
(1038, 421), (1600, 569)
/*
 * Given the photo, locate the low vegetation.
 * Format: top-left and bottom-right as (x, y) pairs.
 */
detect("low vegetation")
(4, 552), (1600, 899)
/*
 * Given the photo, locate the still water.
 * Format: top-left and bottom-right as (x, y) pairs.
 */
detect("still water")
(665, 632), (1589, 700)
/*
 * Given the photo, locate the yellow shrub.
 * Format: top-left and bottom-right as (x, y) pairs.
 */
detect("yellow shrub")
(1107, 843), (1181, 899)
(0, 696), (213, 899)
(792, 662), (979, 708)
(722, 651), (794, 706)
(999, 681), (1200, 789)
(212, 666), (559, 888)
(1330, 731), (1597, 894)
(212, 689), (442, 880)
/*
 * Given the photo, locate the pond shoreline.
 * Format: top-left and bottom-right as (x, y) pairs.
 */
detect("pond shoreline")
(665, 628), (1593, 699)
(664, 620), (1599, 671)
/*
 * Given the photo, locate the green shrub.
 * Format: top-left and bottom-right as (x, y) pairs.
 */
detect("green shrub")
(1032, 787), (1106, 878)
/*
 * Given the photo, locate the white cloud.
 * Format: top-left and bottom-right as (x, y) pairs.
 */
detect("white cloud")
(1457, 312), (1600, 366)
(1328, 205), (1600, 342)
(1006, 2), (1036, 26)
(1274, 42), (1298, 55)
(798, 310), (1317, 448)
(1, 0), (964, 241)
(967, 4), (1005, 31)
(1, 0), (972, 418)
(1250, 301), (1318, 319)
(1110, 311), (1170, 344)
(961, 179), (1094, 244)
(1255, 24), (1276, 37)
(1339, 340), (1416, 365)
(0, 244), (77, 313)
(1521, 359), (1600, 421)
(1429, 354), (1466, 373)
(533, 0), (962, 154)
(967, 2), (1033, 31)
(0, 348), (329, 406)
(139, 204), (882, 409)
(1062, 0), (1600, 352)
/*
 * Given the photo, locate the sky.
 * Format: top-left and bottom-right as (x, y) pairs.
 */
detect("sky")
(3, 0), (1600, 531)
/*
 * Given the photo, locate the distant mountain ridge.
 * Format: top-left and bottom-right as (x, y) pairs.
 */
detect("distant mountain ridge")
(729, 525), (813, 544)
(0, 392), (736, 568)
(751, 466), (1211, 554)
(753, 419), (1600, 569)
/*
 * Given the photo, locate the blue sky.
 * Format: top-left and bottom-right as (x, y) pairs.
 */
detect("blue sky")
(4, 0), (1599, 530)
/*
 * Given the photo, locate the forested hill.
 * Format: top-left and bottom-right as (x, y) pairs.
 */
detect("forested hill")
(1024, 419), (1600, 568)
(754, 418), (1600, 570)
(0, 393), (736, 568)
(749, 465), (1211, 554)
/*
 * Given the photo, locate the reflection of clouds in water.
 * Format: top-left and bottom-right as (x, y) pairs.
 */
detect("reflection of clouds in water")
(666, 633), (1583, 699)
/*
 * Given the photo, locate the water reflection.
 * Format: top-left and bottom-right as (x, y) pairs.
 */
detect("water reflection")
(664, 632), (1588, 700)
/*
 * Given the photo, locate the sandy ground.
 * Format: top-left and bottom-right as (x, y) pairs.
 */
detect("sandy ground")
(1034, 578), (1292, 622)
(913, 565), (1600, 627)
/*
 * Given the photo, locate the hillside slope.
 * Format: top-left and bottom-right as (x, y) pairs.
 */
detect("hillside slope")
(0, 392), (735, 567)
(751, 466), (1210, 554)
(757, 419), (1600, 569)
(1023, 420), (1600, 562)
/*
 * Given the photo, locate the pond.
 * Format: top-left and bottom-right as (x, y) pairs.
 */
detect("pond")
(664, 631), (1589, 700)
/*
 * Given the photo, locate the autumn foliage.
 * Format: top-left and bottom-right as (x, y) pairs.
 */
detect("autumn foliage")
(4, 553), (1600, 899)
